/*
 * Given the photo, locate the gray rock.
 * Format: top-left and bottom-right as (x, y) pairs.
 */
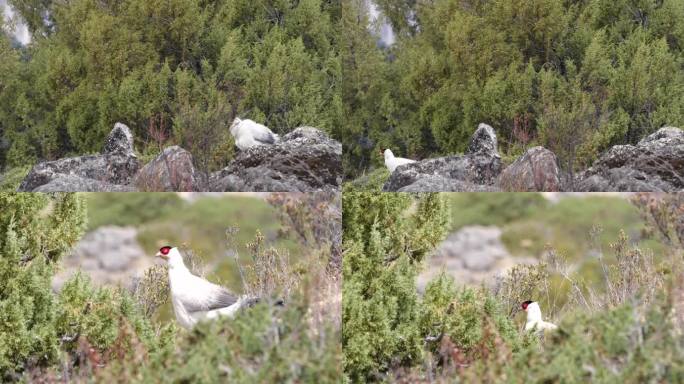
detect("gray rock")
(461, 251), (499, 271)
(18, 123), (140, 192)
(468, 123), (499, 155)
(498, 146), (561, 191)
(383, 123), (502, 192)
(396, 176), (501, 192)
(211, 127), (342, 192)
(417, 225), (525, 290)
(576, 127), (684, 192)
(33, 175), (136, 192)
(102, 122), (135, 157)
(52, 226), (153, 291)
(434, 226), (510, 272)
(135, 146), (199, 191)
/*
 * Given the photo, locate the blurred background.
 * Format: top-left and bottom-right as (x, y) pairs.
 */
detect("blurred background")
(419, 193), (668, 291)
(53, 192), (340, 323)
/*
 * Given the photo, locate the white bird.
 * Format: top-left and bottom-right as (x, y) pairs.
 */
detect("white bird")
(383, 148), (417, 173)
(229, 117), (279, 150)
(522, 300), (558, 332)
(155, 246), (263, 329)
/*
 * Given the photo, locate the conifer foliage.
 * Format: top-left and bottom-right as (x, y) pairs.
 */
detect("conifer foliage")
(0, 193), (341, 382)
(342, 193), (527, 382)
(0, 193), (86, 377)
(0, 0), (342, 173)
(342, 0), (684, 179)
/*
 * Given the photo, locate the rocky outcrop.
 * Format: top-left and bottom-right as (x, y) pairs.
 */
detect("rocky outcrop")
(17, 123), (342, 192)
(382, 124), (683, 192)
(52, 226), (154, 291)
(135, 146), (199, 192)
(417, 226), (536, 291)
(575, 127), (684, 192)
(18, 123), (140, 192)
(383, 123), (503, 192)
(498, 146), (561, 192)
(210, 127), (342, 192)
(33, 175), (135, 192)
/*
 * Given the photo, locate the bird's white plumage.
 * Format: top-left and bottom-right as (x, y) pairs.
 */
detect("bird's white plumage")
(230, 118), (279, 150)
(160, 247), (243, 329)
(524, 302), (558, 332)
(384, 149), (416, 173)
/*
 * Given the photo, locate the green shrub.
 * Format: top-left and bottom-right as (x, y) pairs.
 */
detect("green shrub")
(342, 0), (684, 179)
(342, 192), (684, 382)
(343, 193), (449, 382)
(3, 0), (343, 168)
(100, 293), (341, 383)
(345, 168), (391, 192)
(0, 166), (31, 192)
(0, 193), (85, 378)
(419, 273), (521, 357)
(0, 193), (177, 381)
(2, 192), (341, 382)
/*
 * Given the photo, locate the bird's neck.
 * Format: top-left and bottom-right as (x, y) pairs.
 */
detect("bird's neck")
(168, 262), (190, 274)
(526, 307), (543, 324)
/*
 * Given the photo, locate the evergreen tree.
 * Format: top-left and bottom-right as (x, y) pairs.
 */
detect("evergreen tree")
(1, 0), (343, 173)
(0, 193), (173, 380)
(0, 193), (85, 377)
(342, 192), (448, 381)
(341, 0), (684, 180)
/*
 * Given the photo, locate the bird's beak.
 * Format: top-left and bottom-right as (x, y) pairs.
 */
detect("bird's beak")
(156, 251), (168, 260)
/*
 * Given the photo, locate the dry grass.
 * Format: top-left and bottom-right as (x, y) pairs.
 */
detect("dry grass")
(131, 265), (169, 318)
(492, 263), (550, 319)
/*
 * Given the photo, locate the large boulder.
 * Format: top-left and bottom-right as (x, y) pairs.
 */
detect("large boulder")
(576, 127), (684, 192)
(210, 127), (342, 192)
(393, 176), (501, 192)
(33, 175), (136, 192)
(498, 146), (561, 192)
(383, 123), (502, 192)
(52, 226), (153, 291)
(417, 225), (536, 290)
(18, 123), (140, 191)
(103, 122), (136, 156)
(135, 146), (199, 191)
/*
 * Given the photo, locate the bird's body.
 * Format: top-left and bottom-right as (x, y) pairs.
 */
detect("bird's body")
(383, 149), (416, 173)
(522, 301), (558, 332)
(230, 118), (279, 150)
(157, 246), (247, 329)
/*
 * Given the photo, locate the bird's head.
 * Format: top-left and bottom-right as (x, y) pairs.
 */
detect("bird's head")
(382, 148), (393, 159)
(229, 117), (242, 136)
(521, 300), (543, 321)
(156, 246), (184, 268)
(521, 300), (534, 311)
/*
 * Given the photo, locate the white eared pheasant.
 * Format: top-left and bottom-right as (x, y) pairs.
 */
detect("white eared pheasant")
(521, 300), (558, 332)
(229, 117), (279, 150)
(156, 246), (279, 329)
(383, 148), (416, 173)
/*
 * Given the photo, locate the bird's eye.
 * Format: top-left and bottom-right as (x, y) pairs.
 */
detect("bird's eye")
(160, 246), (171, 255)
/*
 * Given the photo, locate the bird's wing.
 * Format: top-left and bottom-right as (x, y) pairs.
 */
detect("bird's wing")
(176, 274), (239, 313)
(247, 121), (278, 144)
(540, 321), (558, 330)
